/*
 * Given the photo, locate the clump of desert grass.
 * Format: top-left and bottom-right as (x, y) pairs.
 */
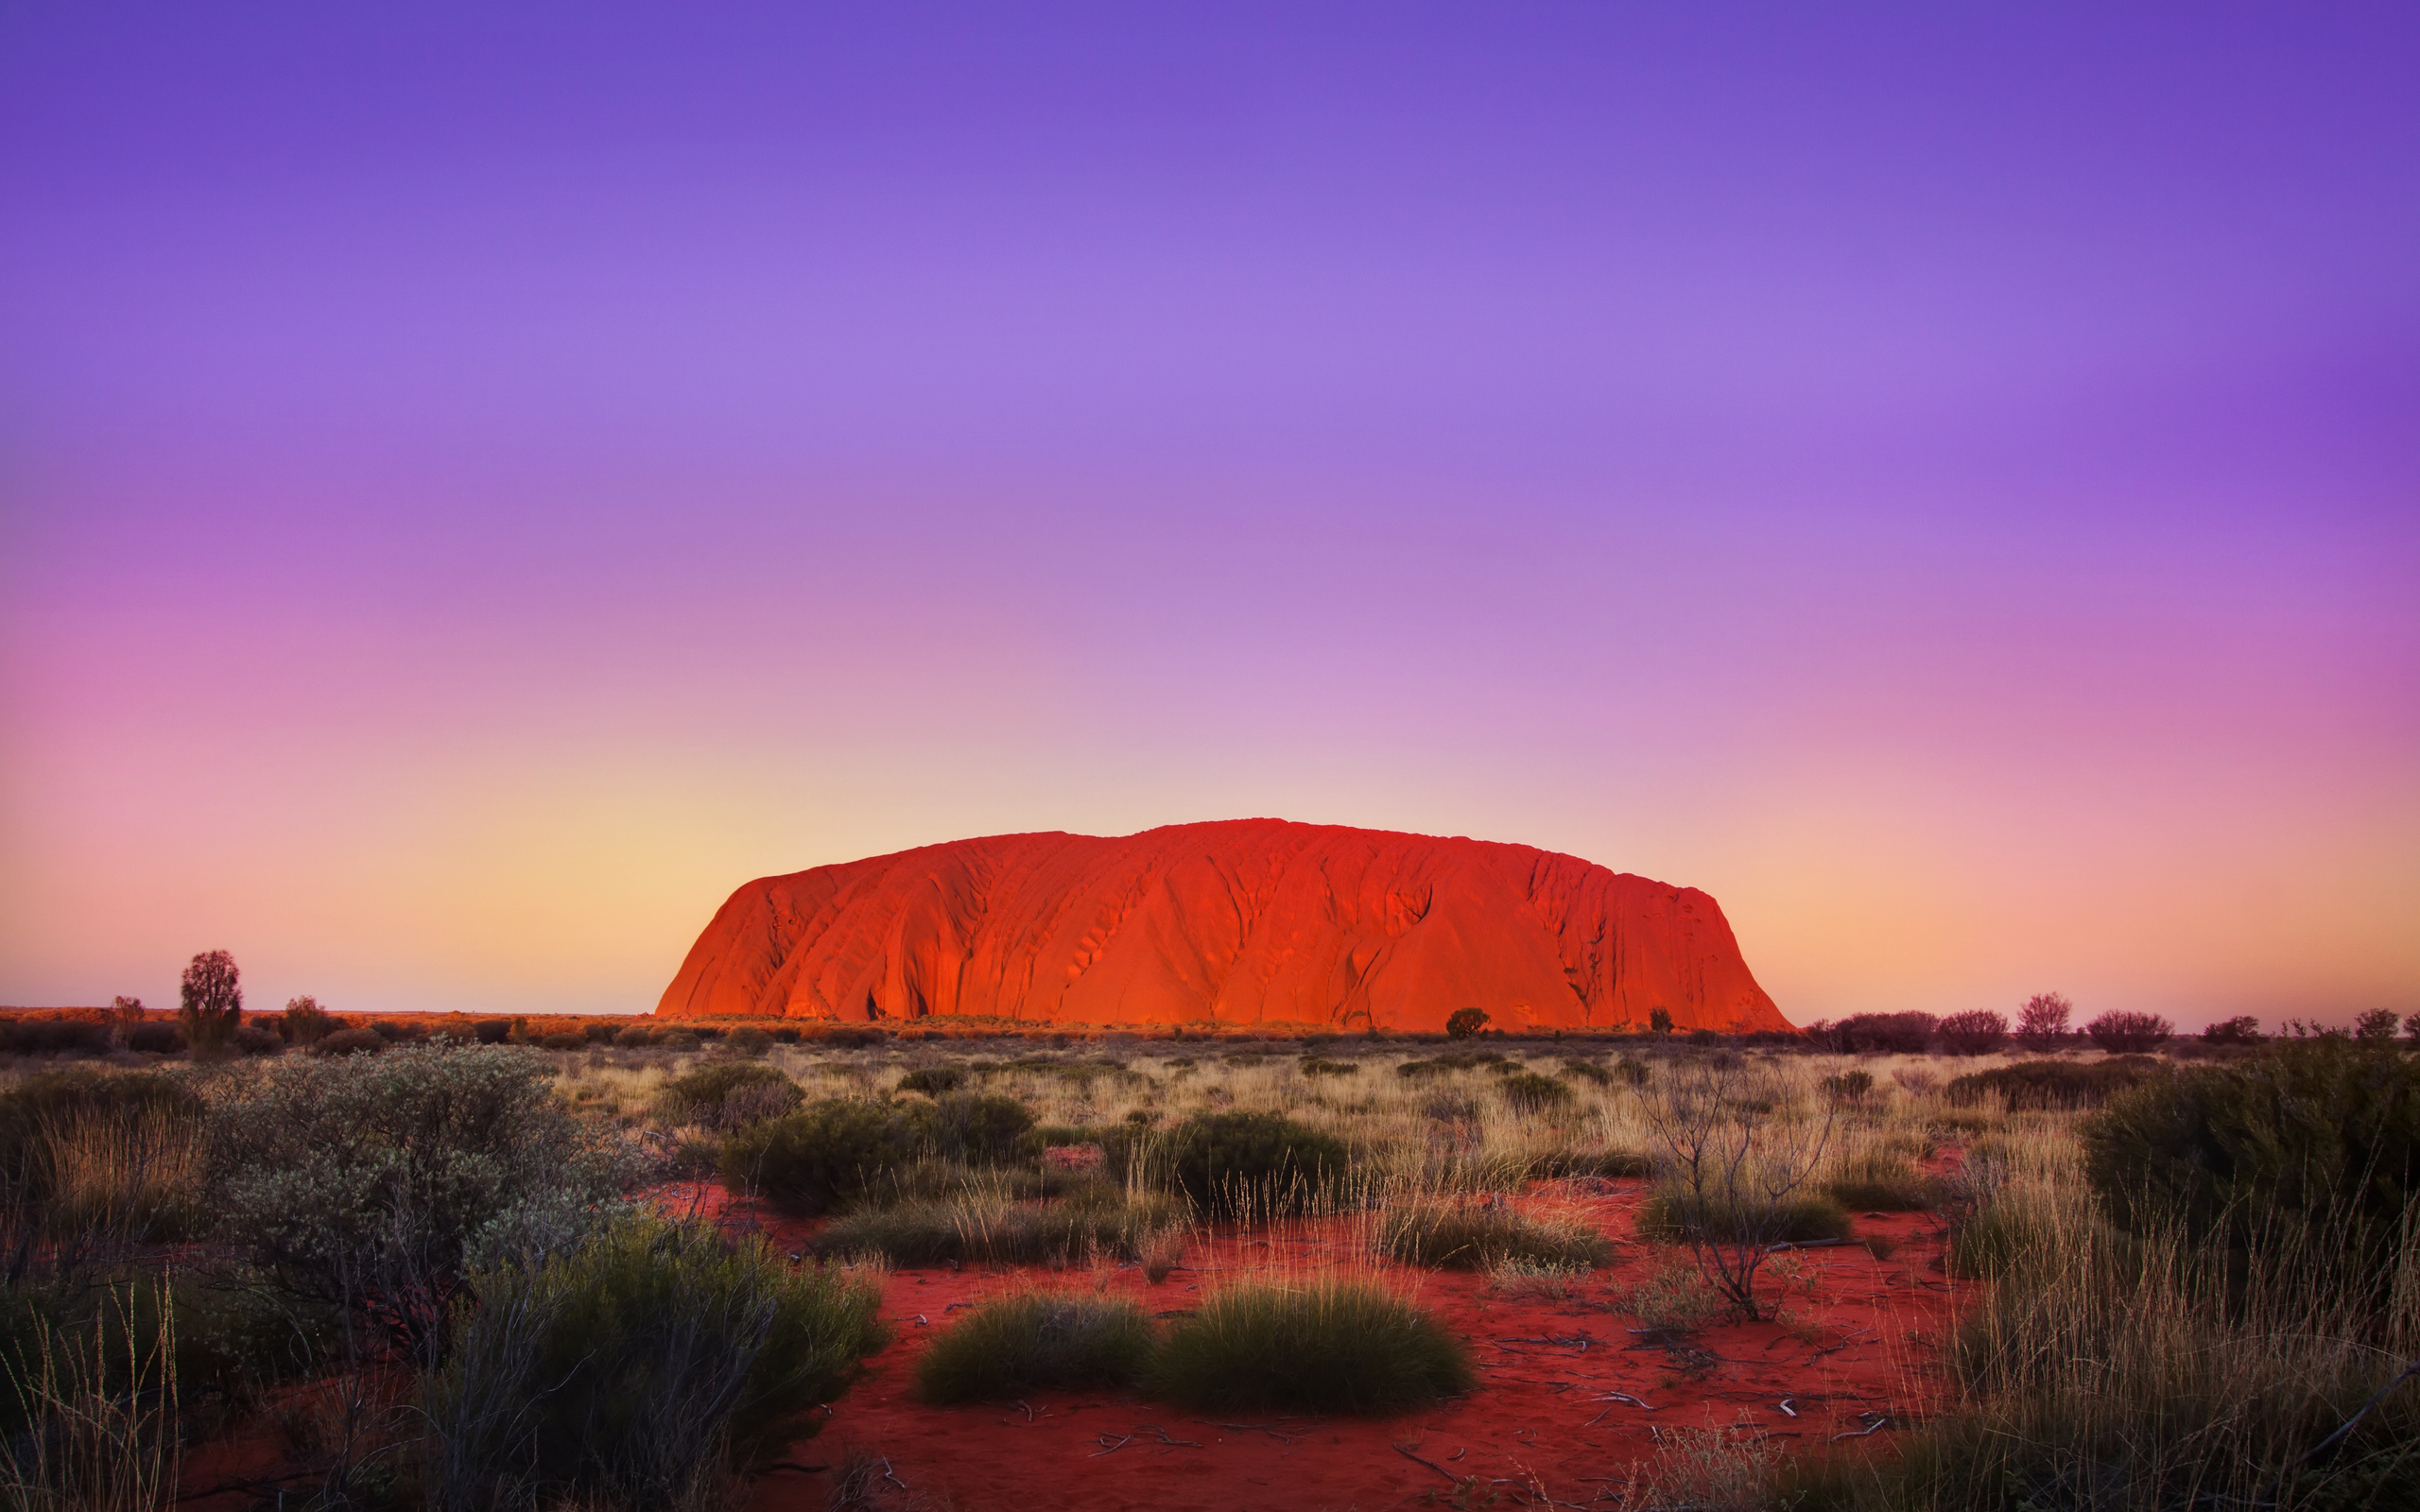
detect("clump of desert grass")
(1614, 1255), (1728, 1332)
(1488, 1257), (1595, 1302)
(1151, 1277), (1473, 1414)
(815, 1187), (1182, 1268)
(1375, 1197), (1610, 1271)
(910, 1291), (1158, 1404)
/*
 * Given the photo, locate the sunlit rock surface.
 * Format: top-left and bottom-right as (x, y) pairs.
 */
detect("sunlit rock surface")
(657, 819), (1788, 1033)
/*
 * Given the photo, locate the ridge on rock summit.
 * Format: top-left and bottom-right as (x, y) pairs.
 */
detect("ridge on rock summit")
(655, 819), (1789, 1035)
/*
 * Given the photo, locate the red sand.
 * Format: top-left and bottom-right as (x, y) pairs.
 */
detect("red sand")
(714, 1177), (1972, 1512)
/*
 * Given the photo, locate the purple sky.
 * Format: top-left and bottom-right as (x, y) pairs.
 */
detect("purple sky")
(3, 4), (2414, 1024)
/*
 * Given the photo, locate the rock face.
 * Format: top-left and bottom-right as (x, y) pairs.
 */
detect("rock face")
(656, 819), (1788, 1034)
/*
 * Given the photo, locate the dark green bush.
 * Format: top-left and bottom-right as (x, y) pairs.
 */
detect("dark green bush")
(1498, 1071), (1575, 1113)
(1159, 1111), (1348, 1218)
(912, 1293), (1156, 1404)
(1945, 1057), (2161, 1110)
(724, 1027), (772, 1057)
(658, 1062), (802, 1131)
(897, 1065), (967, 1095)
(916, 1091), (1038, 1165)
(1376, 1201), (1610, 1270)
(1395, 1051), (1506, 1079)
(2081, 1039), (2419, 1298)
(425, 1219), (886, 1508)
(1564, 1060), (1614, 1086)
(720, 1100), (922, 1217)
(472, 1019), (512, 1045)
(312, 1026), (386, 1057)
(1299, 1057), (1360, 1077)
(1820, 1070), (1875, 1104)
(1154, 1280), (1473, 1414)
(1635, 1184), (1852, 1246)
(1611, 1057), (1651, 1087)
(614, 1025), (654, 1048)
(0, 1017), (112, 1056)
(536, 1030), (585, 1052)
(126, 1022), (186, 1055)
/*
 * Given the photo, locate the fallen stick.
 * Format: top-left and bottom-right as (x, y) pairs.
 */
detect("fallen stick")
(1393, 1444), (1459, 1485)
(1764, 1238), (1857, 1251)
(1830, 1416), (1891, 1442)
(1590, 1392), (1655, 1412)
(2300, 1357), (2420, 1466)
(1777, 1398), (1798, 1418)
(1088, 1433), (1133, 1457)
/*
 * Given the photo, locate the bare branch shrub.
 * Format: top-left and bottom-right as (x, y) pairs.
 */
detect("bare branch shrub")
(1635, 1057), (1834, 1320)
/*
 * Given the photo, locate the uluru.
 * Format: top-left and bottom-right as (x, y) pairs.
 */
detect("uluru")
(657, 819), (1788, 1035)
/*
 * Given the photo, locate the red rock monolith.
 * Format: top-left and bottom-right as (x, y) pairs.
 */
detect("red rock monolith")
(656, 819), (1788, 1033)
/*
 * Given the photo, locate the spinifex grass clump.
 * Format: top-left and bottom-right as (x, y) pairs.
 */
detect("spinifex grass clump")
(425, 1218), (887, 1511)
(1497, 1071), (1576, 1114)
(1819, 1145), (1944, 1212)
(722, 1092), (1038, 1216)
(1943, 1056), (2162, 1110)
(655, 1060), (802, 1131)
(1377, 1199), (1610, 1271)
(1157, 1110), (1348, 1219)
(2082, 1037), (2420, 1306)
(815, 1188), (1182, 1267)
(1153, 1279), (1473, 1415)
(911, 1293), (1157, 1404)
(1634, 1184), (1850, 1246)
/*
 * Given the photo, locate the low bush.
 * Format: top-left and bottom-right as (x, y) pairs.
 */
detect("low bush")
(1376, 1200), (1611, 1271)
(2085, 1010), (2173, 1053)
(910, 1293), (1156, 1404)
(1944, 1057), (2161, 1110)
(1395, 1052), (1506, 1079)
(614, 1026), (654, 1049)
(1497, 1071), (1576, 1114)
(1298, 1057), (1359, 1077)
(231, 1024), (284, 1056)
(720, 1101), (924, 1218)
(917, 1091), (1038, 1166)
(1611, 1057), (1651, 1087)
(1819, 1070), (1874, 1105)
(1834, 1012), (1938, 1055)
(1158, 1111), (1349, 1219)
(1153, 1279), (1473, 1414)
(311, 1027), (385, 1057)
(536, 1030), (585, 1051)
(125, 1022), (185, 1055)
(211, 1045), (646, 1358)
(657, 1062), (802, 1132)
(816, 1190), (1180, 1268)
(1820, 1149), (1943, 1211)
(472, 1019), (512, 1045)
(1563, 1060), (1613, 1086)
(2081, 1038), (2420, 1301)
(724, 1027), (772, 1057)
(424, 1219), (887, 1509)
(0, 1017), (113, 1057)
(2202, 1015), (2263, 1045)
(1634, 1184), (1852, 1246)
(1616, 1258), (1726, 1332)
(896, 1066), (967, 1095)
(1937, 1009), (2008, 1056)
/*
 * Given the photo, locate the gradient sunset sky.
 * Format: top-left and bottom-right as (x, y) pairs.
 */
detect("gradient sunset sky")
(3, 5), (2413, 1026)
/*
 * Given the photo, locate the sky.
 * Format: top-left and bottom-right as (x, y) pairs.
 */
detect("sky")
(2, 3), (2414, 1027)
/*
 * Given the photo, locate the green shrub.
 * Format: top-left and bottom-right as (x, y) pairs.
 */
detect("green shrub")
(917, 1091), (1037, 1166)
(1944, 1057), (2161, 1109)
(311, 1026), (386, 1057)
(1821, 1149), (1944, 1211)
(0, 1017), (114, 1056)
(1498, 1071), (1576, 1114)
(1564, 1060), (1614, 1086)
(1819, 1070), (1874, 1104)
(1635, 1183), (1852, 1246)
(124, 1022), (185, 1055)
(614, 1026), (654, 1049)
(911, 1293), (1156, 1404)
(1376, 1200), (1610, 1271)
(896, 1066), (967, 1095)
(719, 1100), (922, 1218)
(1445, 1007), (1490, 1040)
(2081, 1039), (2420, 1299)
(1158, 1111), (1348, 1219)
(424, 1219), (886, 1509)
(536, 1030), (585, 1052)
(1395, 1051), (1506, 1079)
(1611, 1057), (1651, 1087)
(724, 1027), (772, 1057)
(1154, 1280), (1473, 1414)
(658, 1062), (802, 1132)
(210, 1045), (646, 1357)
(817, 1193), (1177, 1268)
(1299, 1057), (1360, 1077)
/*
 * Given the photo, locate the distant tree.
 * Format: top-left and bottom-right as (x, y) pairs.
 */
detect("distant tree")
(110, 995), (146, 1043)
(2014, 992), (2072, 1053)
(2085, 1010), (2172, 1055)
(2408, 1012), (2420, 1044)
(1445, 1007), (1489, 1040)
(1938, 1010), (2008, 1056)
(1649, 1007), (1673, 1037)
(180, 950), (242, 1054)
(2202, 1016), (2262, 1045)
(284, 994), (334, 1045)
(2353, 1008), (2403, 1043)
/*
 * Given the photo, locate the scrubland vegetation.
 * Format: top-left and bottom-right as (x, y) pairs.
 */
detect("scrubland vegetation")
(0, 990), (2411, 1509)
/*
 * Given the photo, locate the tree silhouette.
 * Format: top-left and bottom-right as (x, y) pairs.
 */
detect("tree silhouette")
(181, 950), (243, 1053)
